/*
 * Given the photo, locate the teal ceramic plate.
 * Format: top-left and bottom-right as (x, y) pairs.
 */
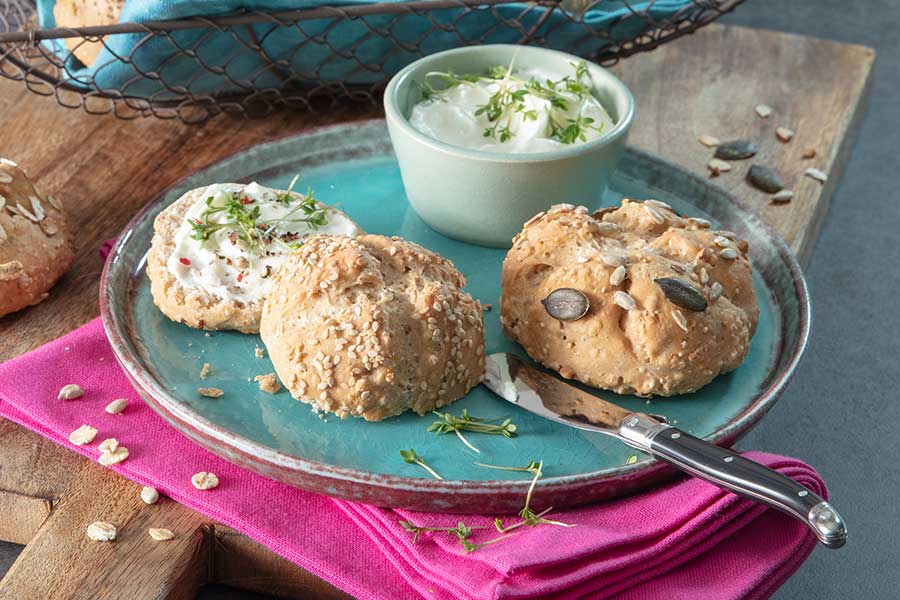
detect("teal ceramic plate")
(101, 119), (809, 513)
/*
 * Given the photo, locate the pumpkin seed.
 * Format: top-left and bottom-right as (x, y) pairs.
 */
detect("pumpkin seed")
(771, 190), (794, 204)
(714, 140), (758, 161)
(655, 278), (708, 312)
(541, 288), (590, 321)
(747, 165), (784, 193)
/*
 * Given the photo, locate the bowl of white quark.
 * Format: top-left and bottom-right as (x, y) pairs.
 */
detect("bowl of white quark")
(384, 44), (635, 248)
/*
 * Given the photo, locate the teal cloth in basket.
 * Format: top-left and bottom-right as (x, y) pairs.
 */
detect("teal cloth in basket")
(37, 0), (693, 98)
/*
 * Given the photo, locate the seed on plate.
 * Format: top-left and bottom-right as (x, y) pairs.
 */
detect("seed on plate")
(198, 387), (224, 398)
(710, 282), (724, 301)
(199, 362), (211, 380)
(698, 134), (720, 148)
(804, 168), (827, 183)
(801, 148), (817, 159)
(69, 425), (97, 446)
(613, 291), (637, 311)
(105, 398), (127, 414)
(755, 104), (772, 118)
(58, 383), (84, 400)
(0, 172), (12, 183)
(99, 446), (129, 466)
(655, 278), (708, 312)
(747, 165), (785, 193)
(148, 528), (175, 541)
(671, 309), (689, 332)
(86, 521), (116, 542)
(707, 158), (732, 176)
(541, 288), (590, 321)
(192, 471), (219, 490)
(609, 265), (627, 286)
(714, 140), (758, 161)
(719, 247), (739, 260)
(775, 127), (795, 142)
(141, 486), (160, 505)
(771, 190), (794, 204)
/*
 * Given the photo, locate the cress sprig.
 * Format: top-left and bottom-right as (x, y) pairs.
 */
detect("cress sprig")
(189, 174), (327, 254)
(427, 409), (517, 453)
(416, 60), (604, 144)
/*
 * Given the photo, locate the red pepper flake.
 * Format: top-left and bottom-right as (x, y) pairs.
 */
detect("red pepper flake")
(240, 196), (253, 205)
(237, 272), (244, 282)
(179, 257), (192, 266)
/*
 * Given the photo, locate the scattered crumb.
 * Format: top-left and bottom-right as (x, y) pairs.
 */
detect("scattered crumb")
(626, 455), (638, 465)
(754, 104), (772, 118)
(698, 134), (720, 148)
(707, 158), (732, 176)
(191, 471), (219, 490)
(98, 438), (119, 454)
(801, 147), (817, 159)
(254, 346), (265, 358)
(141, 486), (160, 505)
(58, 383), (83, 400)
(105, 398), (127, 414)
(775, 127), (795, 142)
(69, 425), (97, 446)
(254, 373), (281, 394)
(87, 521), (116, 542)
(148, 528), (175, 541)
(483, 304), (492, 312)
(199, 362), (211, 380)
(198, 387), (224, 398)
(99, 445), (129, 466)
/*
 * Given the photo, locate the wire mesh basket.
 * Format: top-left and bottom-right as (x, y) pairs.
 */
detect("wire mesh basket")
(0, 0), (744, 123)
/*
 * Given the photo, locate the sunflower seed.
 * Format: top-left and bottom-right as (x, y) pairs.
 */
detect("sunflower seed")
(710, 282), (724, 301)
(747, 165), (785, 193)
(671, 309), (689, 332)
(613, 291), (637, 311)
(58, 384), (84, 400)
(644, 204), (666, 224)
(707, 158), (732, 176)
(542, 288), (590, 321)
(69, 425), (97, 446)
(0, 173), (11, 184)
(105, 398), (127, 414)
(192, 471), (219, 490)
(801, 148), (817, 159)
(698, 134), (720, 148)
(29, 196), (45, 221)
(609, 265), (627, 286)
(148, 528), (175, 541)
(0, 223), (6, 244)
(198, 387), (224, 398)
(714, 236), (731, 248)
(715, 140), (758, 161)
(804, 168), (827, 183)
(46, 195), (62, 211)
(99, 447), (129, 466)
(700, 267), (709, 284)
(141, 486), (160, 505)
(775, 127), (795, 142)
(87, 521), (116, 542)
(771, 190), (794, 204)
(655, 278), (708, 312)
(594, 221), (618, 234)
(719, 247), (739, 260)
(755, 104), (772, 118)
(0, 158), (18, 167)
(15, 202), (39, 222)
(0, 195), (5, 211)
(601, 253), (627, 267)
(690, 217), (712, 229)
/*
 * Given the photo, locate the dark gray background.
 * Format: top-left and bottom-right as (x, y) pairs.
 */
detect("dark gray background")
(2, 0), (897, 597)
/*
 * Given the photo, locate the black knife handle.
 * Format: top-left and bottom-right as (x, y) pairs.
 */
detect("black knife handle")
(618, 413), (847, 549)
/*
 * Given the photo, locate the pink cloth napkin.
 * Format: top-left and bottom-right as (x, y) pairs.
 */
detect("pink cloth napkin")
(0, 319), (822, 600)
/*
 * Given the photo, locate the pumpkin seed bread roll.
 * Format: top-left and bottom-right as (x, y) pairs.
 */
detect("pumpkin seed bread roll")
(500, 200), (758, 397)
(0, 159), (74, 318)
(260, 234), (485, 421)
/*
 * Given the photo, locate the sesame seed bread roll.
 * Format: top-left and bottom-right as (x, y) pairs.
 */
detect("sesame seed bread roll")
(0, 159), (74, 318)
(260, 234), (486, 421)
(500, 200), (758, 397)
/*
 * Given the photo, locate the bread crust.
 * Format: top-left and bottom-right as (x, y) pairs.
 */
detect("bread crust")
(500, 200), (759, 397)
(260, 234), (486, 421)
(0, 161), (74, 318)
(53, 0), (125, 67)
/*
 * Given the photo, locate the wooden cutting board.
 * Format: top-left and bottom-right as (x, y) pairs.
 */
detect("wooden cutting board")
(0, 24), (873, 599)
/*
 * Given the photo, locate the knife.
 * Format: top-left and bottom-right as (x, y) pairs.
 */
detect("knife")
(483, 352), (847, 549)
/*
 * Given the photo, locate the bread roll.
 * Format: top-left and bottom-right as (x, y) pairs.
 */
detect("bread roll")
(260, 234), (485, 420)
(53, 0), (125, 67)
(0, 159), (74, 318)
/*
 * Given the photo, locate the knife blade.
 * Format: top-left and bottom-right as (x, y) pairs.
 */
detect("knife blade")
(483, 352), (848, 549)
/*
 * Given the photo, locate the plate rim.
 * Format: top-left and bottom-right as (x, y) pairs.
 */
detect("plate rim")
(100, 118), (810, 505)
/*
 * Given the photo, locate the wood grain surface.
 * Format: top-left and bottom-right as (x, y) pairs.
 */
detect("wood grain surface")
(0, 24), (874, 599)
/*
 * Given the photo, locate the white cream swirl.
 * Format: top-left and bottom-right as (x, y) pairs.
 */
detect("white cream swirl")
(166, 182), (359, 304)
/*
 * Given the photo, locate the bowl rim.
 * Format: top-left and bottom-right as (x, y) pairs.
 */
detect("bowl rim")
(383, 44), (635, 163)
